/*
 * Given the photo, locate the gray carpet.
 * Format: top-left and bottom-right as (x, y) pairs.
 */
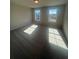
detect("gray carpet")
(10, 25), (68, 59)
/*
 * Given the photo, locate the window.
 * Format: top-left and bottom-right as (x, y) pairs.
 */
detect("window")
(48, 8), (58, 23)
(35, 9), (40, 21)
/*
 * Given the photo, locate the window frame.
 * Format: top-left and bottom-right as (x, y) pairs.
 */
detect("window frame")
(48, 7), (58, 23)
(34, 8), (41, 22)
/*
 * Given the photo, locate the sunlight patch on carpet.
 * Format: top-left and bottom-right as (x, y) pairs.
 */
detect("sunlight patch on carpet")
(49, 28), (67, 49)
(24, 25), (38, 35)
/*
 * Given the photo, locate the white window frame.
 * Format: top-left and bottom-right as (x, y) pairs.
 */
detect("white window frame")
(48, 8), (58, 23)
(34, 9), (41, 21)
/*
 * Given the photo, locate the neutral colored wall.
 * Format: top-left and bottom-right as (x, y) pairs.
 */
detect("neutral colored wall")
(63, 4), (68, 39)
(10, 3), (32, 30)
(56, 5), (65, 28)
(32, 5), (65, 28)
(41, 7), (48, 26)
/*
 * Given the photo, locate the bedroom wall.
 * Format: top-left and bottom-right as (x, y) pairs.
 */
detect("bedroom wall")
(32, 5), (65, 28)
(63, 4), (68, 39)
(10, 3), (32, 30)
(40, 7), (48, 26)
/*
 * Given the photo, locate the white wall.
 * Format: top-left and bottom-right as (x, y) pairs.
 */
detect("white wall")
(32, 5), (65, 28)
(63, 4), (68, 39)
(10, 3), (32, 30)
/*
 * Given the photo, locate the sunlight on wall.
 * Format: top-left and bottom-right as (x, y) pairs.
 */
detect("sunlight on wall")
(24, 25), (38, 35)
(49, 28), (67, 49)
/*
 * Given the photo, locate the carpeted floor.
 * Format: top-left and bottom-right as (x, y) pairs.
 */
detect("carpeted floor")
(10, 24), (68, 59)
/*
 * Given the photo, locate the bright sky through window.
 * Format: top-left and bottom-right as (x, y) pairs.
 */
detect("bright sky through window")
(49, 28), (67, 49)
(48, 8), (58, 23)
(35, 9), (40, 21)
(24, 25), (38, 35)
(49, 9), (57, 15)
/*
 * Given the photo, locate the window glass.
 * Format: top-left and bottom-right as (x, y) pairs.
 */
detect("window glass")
(48, 8), (58, 23)
(35, 9), (40, 21)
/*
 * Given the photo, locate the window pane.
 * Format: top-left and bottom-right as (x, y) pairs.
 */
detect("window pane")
(48, 8), (58, 23)
(49, 9), (57, 15)
(35, 9), (40, 21)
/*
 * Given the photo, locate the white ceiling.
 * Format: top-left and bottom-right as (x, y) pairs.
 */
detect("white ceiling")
(11, 0), (68, 8)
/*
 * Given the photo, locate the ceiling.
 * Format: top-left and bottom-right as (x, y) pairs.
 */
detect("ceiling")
(11, 0), (68, 8)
